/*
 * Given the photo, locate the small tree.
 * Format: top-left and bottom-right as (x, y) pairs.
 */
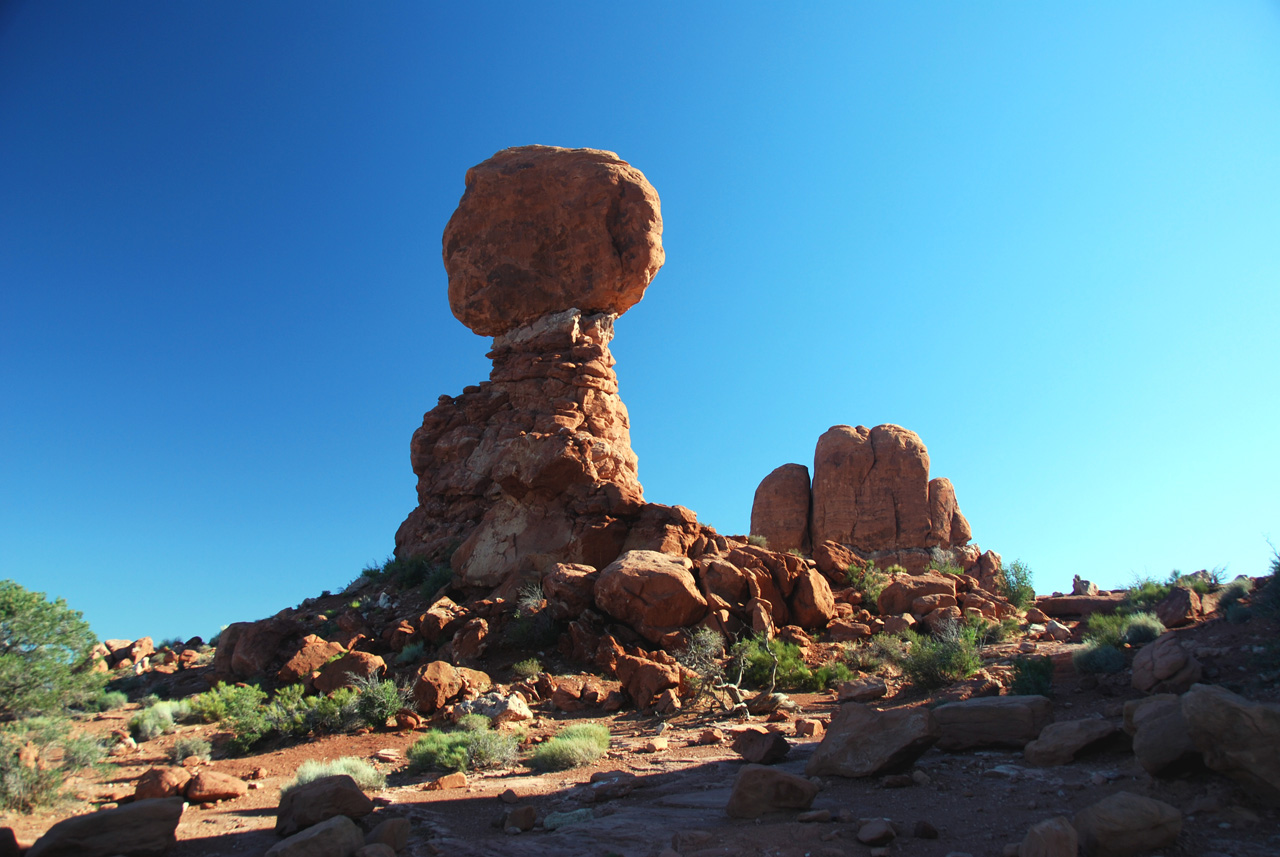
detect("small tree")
(0, 581), (105, 720)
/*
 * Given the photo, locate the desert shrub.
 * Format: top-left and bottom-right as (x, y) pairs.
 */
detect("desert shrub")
(1218, 576), (1254, 610)
(128, 699), (192, 742)
(512, 658), (542, 679)
(465, 729), (519, 770)
(514, 583), (544, 618)
(787, 547), (807, 558)
(0, 719), (103, 812)
(732, 638), (825, 691)
(841, 641), (884, 673)
(1123, 577), (1172, 614)
(1010, 655), (1055, 696)
(934, 561), (965, 576)
(283, 756), (386, 794)
(455, 713), (491, 732)
(408, 730), (473, 773)
(189, 682), (267, 724)
(891, 621), (982, 690)
(1121, 612), (1165, 645)
(530, 723), (610, 771)
(1073, 641), (1126, 674)
(1226, 603), (1254, 624)
(171, 736), (212, 764)
(367, 554), (451, 594)
(746, 534), (769, 548)
(998, 559), (1036, 609)
(966, 615), (1019, 645)
(677, 628), (724, 676)
(306, 687), (361, 734)
(395, 641), (425, 666)
(353, 675), (409, 729)
(0, 580), (108, 719)
(846, 562), (889, 613)
(79, 689), (129, 712)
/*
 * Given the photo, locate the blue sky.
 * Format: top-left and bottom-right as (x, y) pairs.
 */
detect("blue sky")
(2, 2), (1278, 642)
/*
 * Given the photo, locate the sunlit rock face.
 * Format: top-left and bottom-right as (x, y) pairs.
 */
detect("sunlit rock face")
(395, 146), (675, 588)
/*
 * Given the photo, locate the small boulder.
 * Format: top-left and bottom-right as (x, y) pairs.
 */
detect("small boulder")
(1073, 791), (1180, 857)
(1131, 634), (1201, 694)
(365, 817), (411, 851)
(594, 550), (708, 643)
(542, 563), (599, 621)
(265, 814), (365, 857)
(1154, 586), (1201, 629)
(185, 770), (247, 803)
(413, 660), (463, 714)
(134, 766), (190, 800)
(1182, 682), (1280, 803)
(26, 798), (184, 857)
(614, 653), (679, 709)
(877, 573), (957, 616)
(934, 695), (1053, 751)
(277, 635), (346, 684)
(725, 764), (819, 818)
(1018, 816), (1077, 857)
(275, 775), (373, 837)
(314, 651), (386, 695)
(1129, 695), (1199, 776)
(806, 703), (939, 777)
(730, 727), (791, 764)
(1023, 719), (1117, 766)
(857, 819), (895, 845)
(835, 676), (887, 703)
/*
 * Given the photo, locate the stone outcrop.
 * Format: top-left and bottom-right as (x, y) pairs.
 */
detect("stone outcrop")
(1072, 792), (1181, 857)
(26, 798), (184, 857)
(1181, 683), (1280, 803)
(806, 703), (940, 777)
(1131, 633), (1201, 694)
(275, 775), (373, 837)
(934, 695), (1054, 751)
(750, 463), (811, 552)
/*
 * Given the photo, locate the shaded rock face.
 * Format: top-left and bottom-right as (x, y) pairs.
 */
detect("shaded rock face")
(26, 798), (184, 857)
(444, 146), (664, 338)
(750, 463), (811, 552)
(395, 146), (672, 586)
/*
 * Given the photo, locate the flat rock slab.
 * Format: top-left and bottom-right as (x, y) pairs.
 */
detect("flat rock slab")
(935, 695), (1054, 751)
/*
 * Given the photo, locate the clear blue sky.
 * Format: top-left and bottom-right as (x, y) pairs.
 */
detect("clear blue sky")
(3, 2), (1278, 642)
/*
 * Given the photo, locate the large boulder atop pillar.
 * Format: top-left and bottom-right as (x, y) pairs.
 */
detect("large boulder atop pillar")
(750, 463), (811, 553)
(444, 145), (664, 337)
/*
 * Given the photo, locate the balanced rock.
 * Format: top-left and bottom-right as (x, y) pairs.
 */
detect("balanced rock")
(1181, 682), (1280, 803)
(806, 703), (939, 777)
(1072, 792), (1181, 857)
(26, 798), (184, 857)
(934, 695), (1053, 751)
(750, 463), (811, 553)
(444, 145), (663, 337)
(725, 764), (819, 818)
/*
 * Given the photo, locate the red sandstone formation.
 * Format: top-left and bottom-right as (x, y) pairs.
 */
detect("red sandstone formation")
(749, 463), (812, 553)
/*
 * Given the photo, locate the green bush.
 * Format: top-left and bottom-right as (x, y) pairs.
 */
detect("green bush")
(465, 729), (519, 770)
(366, 554), (452, 594)
(530, 723), (610, 771)
(1226, 603), (1254, 625)
(1123, 577), (1172, 614)
(512, 658), (542, 679)
(746, 534), (769, 548)
(846, 562), (889, 613)
(732, 638), (832, 691)
(841, 641), (884, 673)
(189, 683), (268, 724)
(1010, 655), (1054, 696)
(1121, 612), (1165, 645)
(0, 719), (103, 812)
(1218, 576), (1253, 610)
(455, 713), (491, 732)
(79, 690), (129, 712)
(1083, 611), (1164, 647)
(677, 628), (724, 675)
(305, 688), (361, 734)
(933, 561), (965, 576)
(171, 736), (212, 764)
(0, 580), (107, 719)
(353, 676), (409, 729)
(128, 699), (192, 742)
(395, 641), (426, 666)
(998, 559), (1036, 609)
(409, 730), (471, 772)
(892, 622), (983, 690)
(283, 756), (386, 794)
(1073, 641), (1126, 674)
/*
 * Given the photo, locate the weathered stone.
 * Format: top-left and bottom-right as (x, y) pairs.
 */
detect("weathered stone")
(444, 145), (663, 337)
(878, 572), (957, 616)
(278, 635), (346, 684)
(835, 676), (887, 703)
(934, 696), (1053, 751)
(542, 563), (599, 622)
(750, 464), (811, 553)
(275, 775), (374, 837)
(1154, 586), (1201, 628)
(857, 819), (896, 845)
(417, 597), (469, 643)
(134, 766), (190, 800)
(813, 540), (862, 580)
(1073, 791), (1181, 857)
(725, 764), (819, 818)
(1023, 719), (1117, 766)
(594, 550), (707, 643)
(731, 727), (791, 764)
(266, 814), (365, 857)
(314, 651), (386, 695)
(1182, 683), (1280, 803)
(614, 653), (679, 709)
(185, 770), (247, 802)
(806, 703), (939, 777)
(26, 798), (184, 857)
(413, 660), (463, 714)
(365, 817), (411, 851)
(1034, 594), (1124, 618)
(1017, 816), (1077, 857)
(1131, 633), (1201, 694)
(789, 567), (835, 628)
(1130, 695), (1197, 776)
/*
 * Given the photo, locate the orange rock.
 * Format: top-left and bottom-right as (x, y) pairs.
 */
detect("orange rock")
(789, 568), (835, 628)
(425, 771), (467, 791)
(134, 767), (190, 800)
(277, 634), (345, 684)
(750, 464), (811, 553)
(594, 551), (707, 644)
(314, 651), (386, 695)
(413, 661), (463, 714)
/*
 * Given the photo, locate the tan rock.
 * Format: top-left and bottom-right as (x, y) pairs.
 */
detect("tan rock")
(594, 550), (707, 643)
(1023, 718), (1117, 766)
(134, 767), (190, 801)
(1131, 633), (1201, 694)
(185, 770), (247, 803)
(275, 775), (374, 837)
(1073, 791), (1181, 857)
(835, 676), (887, 703)
(750, 464), (811, 553)
(812, 540), (862, 580)
(877, 572), (957, 616)
(425, 771), (467, 790)
(1034, 593), (1125, 618)
(1182, 682), (1280, 803)
(806, 703), (939, 777)
(725, 764), (819, 818)
(266, 815), (365, 857)
(412, 660), (462, 714)
(934, 695), (1054, 751)
(1153, 586), (1201, 629)
(1017, 816), (1078, 857)
(444, 145), (663, 337)
(417, 597), (469, 643)
(827, 620), (871, 642)
(365, 817), (411, 851)
(26, 797), (184, 857)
